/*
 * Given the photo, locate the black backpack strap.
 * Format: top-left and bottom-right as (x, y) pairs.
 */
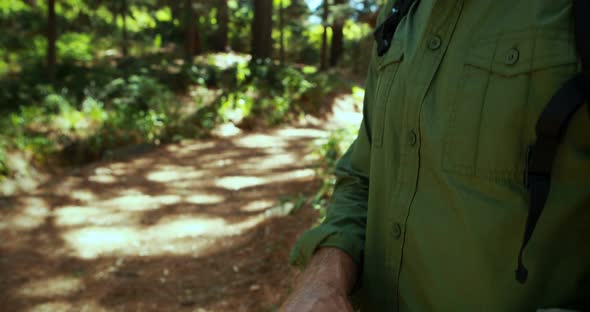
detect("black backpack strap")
(515, 0), (590, 284)
(516, 74), (588, 284)
(374, 0), (420, 57)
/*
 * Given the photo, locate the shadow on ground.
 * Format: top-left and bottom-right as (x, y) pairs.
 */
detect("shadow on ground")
(0, 127), (329, 312)
(0, 95), (362, 312)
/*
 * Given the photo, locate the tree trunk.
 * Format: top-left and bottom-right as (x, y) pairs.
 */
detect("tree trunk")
(330, 24), (344, 67)
(319, 0), (329, 71)
(121, 0), (129, 57)
(195, 18), (201, 55)
(330, 0), (346, 67)
(279, 0), (285, 64)
(184, 0), (197, 61)
(329, 23), (344, 67)
(47, 0), (57, 82)
(251, 0), (273, 60)
(169, 1), (181, 23)
(215, 0), (229, 51)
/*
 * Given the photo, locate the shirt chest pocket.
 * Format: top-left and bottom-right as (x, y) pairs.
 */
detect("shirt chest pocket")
(443, 31), (579, 182)
(372, 41), (404, 149)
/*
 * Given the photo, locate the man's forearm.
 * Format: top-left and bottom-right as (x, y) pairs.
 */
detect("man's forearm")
(295, 247), (358, 295)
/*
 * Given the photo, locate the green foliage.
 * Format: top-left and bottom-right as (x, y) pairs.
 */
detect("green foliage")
(0, 0), (380, 183)
(100, 75), (174, 112)
(211, 60), (348, 128)
(184, 63), (220, 87)
(44, 93), (73, 113)
(57, 32), (94, 62)
(0, 146), (10, 179)
(66, 75), (180, 161)
(309, 126), (358, 219)
(0, 70), (185, 173)
(228, 0), (254, 52)
(2, 105), (57, 167)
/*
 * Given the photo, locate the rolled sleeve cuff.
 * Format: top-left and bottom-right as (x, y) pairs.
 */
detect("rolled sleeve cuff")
(288, 224), (364, 269)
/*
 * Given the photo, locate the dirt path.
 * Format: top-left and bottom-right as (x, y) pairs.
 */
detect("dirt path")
(0, 97), (362, 312)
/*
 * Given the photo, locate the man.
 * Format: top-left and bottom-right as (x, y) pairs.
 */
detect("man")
(281, 0), (589, 310)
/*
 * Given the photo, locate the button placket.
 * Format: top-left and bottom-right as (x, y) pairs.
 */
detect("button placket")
(391, 1), (465, 310)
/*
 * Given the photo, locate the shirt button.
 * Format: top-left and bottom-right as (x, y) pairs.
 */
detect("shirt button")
(407, 130), (418, 147)
(392, 222), (402, 239)
(504, 48), (520, 65)
(428, 35), (442, 51)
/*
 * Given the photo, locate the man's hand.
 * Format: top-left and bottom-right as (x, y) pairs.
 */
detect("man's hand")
(280, 247), (358, 312)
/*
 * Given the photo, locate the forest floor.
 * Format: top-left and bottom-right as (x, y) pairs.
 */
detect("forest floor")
(0, 96), (362, 312)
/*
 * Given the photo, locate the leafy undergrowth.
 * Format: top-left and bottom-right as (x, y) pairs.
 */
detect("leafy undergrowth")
(0, 53), (355, 185)
(279, 125), (358, 222)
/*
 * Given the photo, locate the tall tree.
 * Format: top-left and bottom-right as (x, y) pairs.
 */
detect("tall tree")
(251, 0), (273, 60)
(183, 0), (200, 60)
(215, 0), (229, 51)
(121, 0), (129, 57)
(330, 0), (347, 67)
(319, 0), (329, 70)
(47, 0), (57, 81)
(279, 0), (285, 64)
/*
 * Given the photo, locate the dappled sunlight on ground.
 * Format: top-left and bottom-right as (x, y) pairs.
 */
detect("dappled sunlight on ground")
(146, 166), (205, 183)
(88, 167), (128, 184)
(61, 213), (268, 259)
(211, 122), (243, 138)
(27, 302), (75, 312)
(214, 169), (315, 191)
(326, 94), (363, 130)
(0, 98), (364, 310)
(54, 206), (133, 227)
(0, 126), (330, 310)
(26, 301), (108, 312)
(242, 199), (277, 212)
(238, 153), (299, 170)
(18, 276), (84, 299)
(87, 174), (117, 184)
(186, 193), (225, 205)
(214, 176), (267, 191)
(0, 197), (50, 231)
(274, 127), (328, 139)
(101, 192), (182, 211)
(233, 133), (289, 149)
(69, 190), (97, 202)
(62, 226), (142, 259)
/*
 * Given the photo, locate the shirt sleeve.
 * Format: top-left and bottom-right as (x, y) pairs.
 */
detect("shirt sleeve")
(288, 63), (377, 269)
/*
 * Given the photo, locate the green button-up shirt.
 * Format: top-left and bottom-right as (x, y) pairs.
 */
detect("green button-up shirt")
(289, 0), (590, 310)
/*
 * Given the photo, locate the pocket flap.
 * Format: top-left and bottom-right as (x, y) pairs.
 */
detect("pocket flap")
(466, 30), (578, 77)
(377, 40), (404, 70)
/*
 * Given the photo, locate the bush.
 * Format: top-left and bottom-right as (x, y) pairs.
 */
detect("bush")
(210, 61), (348, 128)
(309, 126), (358, 219)
(0, 142), (11, 180)
(58, 33), (94, 63)
(100, 75), (175, 112)
(0, 50), (353, 181)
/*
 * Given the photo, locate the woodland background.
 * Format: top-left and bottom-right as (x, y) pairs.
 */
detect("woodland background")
(0, 1), (386, 311)
(0, 0), (385, 182)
